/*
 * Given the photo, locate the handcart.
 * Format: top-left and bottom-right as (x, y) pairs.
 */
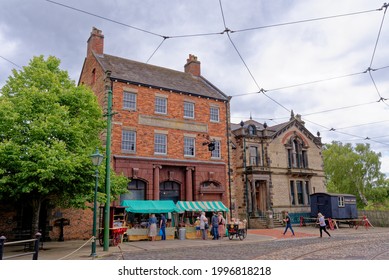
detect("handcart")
(226, 223), (247, 240)
(98, 227), (127, 246)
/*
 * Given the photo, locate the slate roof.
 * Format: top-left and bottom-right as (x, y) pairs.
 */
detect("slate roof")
(232, 118), (320, 143)
(94, 53), (229, 101)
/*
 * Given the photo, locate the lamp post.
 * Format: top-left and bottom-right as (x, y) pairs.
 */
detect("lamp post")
(90, 148), (104, 258)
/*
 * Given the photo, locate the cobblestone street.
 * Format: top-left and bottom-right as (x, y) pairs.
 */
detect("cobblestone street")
(105, 227), (389, 260)
(3, 226), (389, 260)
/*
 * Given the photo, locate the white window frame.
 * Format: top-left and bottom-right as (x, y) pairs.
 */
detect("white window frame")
(154, 133), (167, 154)
(211, 140), (221, 158)
(155, 96), (167, 114)
(184, 101), (195, 119)
(123, 91), (137, 110)
(210, 106), (219, 122)
(184, 136), (195, 156)
(122, 130), (136, 152)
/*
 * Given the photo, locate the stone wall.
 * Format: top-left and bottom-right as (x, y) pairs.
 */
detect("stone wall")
(359, 210), (389, 227)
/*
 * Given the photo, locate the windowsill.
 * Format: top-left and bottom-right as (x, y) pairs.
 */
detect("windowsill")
(122, 150), (136, 154)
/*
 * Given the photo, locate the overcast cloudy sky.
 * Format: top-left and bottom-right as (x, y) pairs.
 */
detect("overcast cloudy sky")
(1, 0), (389, 174)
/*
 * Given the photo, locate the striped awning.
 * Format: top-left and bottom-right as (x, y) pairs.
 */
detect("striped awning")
(176, 201), (229, 213)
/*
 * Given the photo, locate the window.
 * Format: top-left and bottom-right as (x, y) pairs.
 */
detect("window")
(305, 181), (310, 204)
(297, 180), (304, 204)
(184, 102), (194, 118)
(184, 137), (195, 156)
(120, 179), (145, 202)
(290, 181), (295, 205)
(248, 125), (256, 135)
(211, 140), (221, 158)
(154, 133), (167, 154)
(122, 130), (136, 152)
(290, 179), (310, 205)
(249, 146), (258, 166)
(155, 96), (167, 114)
(338, 196), (345, 207)
(288, 137), (308, 168)
(210, 107), (219, 122)
(123, 91), (136, 110)
(160, 181), (180, 203)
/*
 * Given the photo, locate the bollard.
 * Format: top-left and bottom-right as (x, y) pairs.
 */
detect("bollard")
(33, 232), (42, 260)
(266, 210), (274, 229)
(0, 236), (6, 260)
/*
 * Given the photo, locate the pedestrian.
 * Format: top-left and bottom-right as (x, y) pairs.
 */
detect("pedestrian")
(283, 211), (295, 236)
(211, 212), (219, 240)
(148, 214), (157, 241)
(217, 212), (225, 238)
(159, 213), (166, 240)
(199, 211), (208, 240)
(194, 217), (201, 238)
(317, 212), (331, 238)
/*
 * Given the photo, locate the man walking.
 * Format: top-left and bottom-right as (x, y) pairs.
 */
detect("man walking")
(283, 211), (295, 236)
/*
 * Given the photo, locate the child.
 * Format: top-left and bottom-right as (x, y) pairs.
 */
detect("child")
(194, 217), (201, 238)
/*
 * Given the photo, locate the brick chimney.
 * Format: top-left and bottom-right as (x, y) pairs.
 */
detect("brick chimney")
(184, 54), (201, 76)
(87, 27), (104, 57)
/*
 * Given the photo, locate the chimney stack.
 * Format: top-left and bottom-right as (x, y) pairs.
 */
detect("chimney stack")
(184, 54), (201, 76)
(87, 27), (104, 57)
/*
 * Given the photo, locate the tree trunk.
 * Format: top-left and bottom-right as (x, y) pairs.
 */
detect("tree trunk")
(30, 198), (42, 238)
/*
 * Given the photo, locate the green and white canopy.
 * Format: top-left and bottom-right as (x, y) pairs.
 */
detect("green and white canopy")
(176, 201), (229, 213)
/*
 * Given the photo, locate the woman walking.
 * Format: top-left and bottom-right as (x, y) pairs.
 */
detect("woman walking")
(317, 212), (331, 238)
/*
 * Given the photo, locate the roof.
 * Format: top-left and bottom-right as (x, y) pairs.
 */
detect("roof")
(94, 53), (229, 101)
(121, 200), (178, 213)
(310, 192), (356, 197)
(176, 201), (229, 213)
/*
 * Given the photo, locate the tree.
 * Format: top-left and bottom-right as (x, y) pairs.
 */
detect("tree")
(0, 55), (128, 236)
(322, 141), (387, 207)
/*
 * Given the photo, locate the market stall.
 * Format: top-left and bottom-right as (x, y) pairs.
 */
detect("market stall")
(121, 200), (178, 241)
(175, 201), (229, 239)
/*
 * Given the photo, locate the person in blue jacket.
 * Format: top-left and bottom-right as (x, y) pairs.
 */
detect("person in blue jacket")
(283, 211), (295, 236)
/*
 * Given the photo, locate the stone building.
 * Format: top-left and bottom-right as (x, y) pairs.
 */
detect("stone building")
(231, 112), (326, 227)
(79, 27), (231, 207)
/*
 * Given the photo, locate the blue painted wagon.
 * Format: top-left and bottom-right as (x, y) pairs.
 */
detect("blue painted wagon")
(310, 192), (358, 227)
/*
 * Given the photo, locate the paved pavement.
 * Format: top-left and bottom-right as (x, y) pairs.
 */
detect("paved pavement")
(2, 225), (385, 260)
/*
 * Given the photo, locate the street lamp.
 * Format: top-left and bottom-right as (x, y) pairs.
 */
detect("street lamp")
(90, 148), (104, 258)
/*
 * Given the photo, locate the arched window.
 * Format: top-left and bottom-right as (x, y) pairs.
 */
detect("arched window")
(120, 179), (146, 203)
(160, 181), (180, 203)
(287, 137), (308, 168)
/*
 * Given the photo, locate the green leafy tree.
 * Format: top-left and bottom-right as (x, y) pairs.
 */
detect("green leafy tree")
(322, 141), (387, 208)
(0, 55), (128, 236)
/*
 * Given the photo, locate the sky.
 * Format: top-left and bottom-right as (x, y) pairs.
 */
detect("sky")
(1, 0), (389, 174)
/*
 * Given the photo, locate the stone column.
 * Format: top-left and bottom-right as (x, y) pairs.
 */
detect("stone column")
(153, 165), (162, 200)
(185, 167), (194, 201)
(252, 180), (257, 216)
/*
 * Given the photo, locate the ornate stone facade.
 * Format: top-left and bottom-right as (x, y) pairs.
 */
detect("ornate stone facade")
(231, 113), (326, 223)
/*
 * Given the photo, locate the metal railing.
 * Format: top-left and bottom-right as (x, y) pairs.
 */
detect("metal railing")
(0, 232), (42, 260)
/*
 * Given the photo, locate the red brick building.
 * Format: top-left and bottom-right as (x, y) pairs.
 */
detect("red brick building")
(79, 27), (231, 207)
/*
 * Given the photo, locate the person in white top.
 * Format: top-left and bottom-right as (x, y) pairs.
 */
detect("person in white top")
(317, 212), (331, 238)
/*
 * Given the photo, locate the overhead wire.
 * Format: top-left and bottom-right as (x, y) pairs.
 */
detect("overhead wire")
(0, 55), (21, 68)
(231, 8), (381, 33)
(43, 0), (389, 146)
